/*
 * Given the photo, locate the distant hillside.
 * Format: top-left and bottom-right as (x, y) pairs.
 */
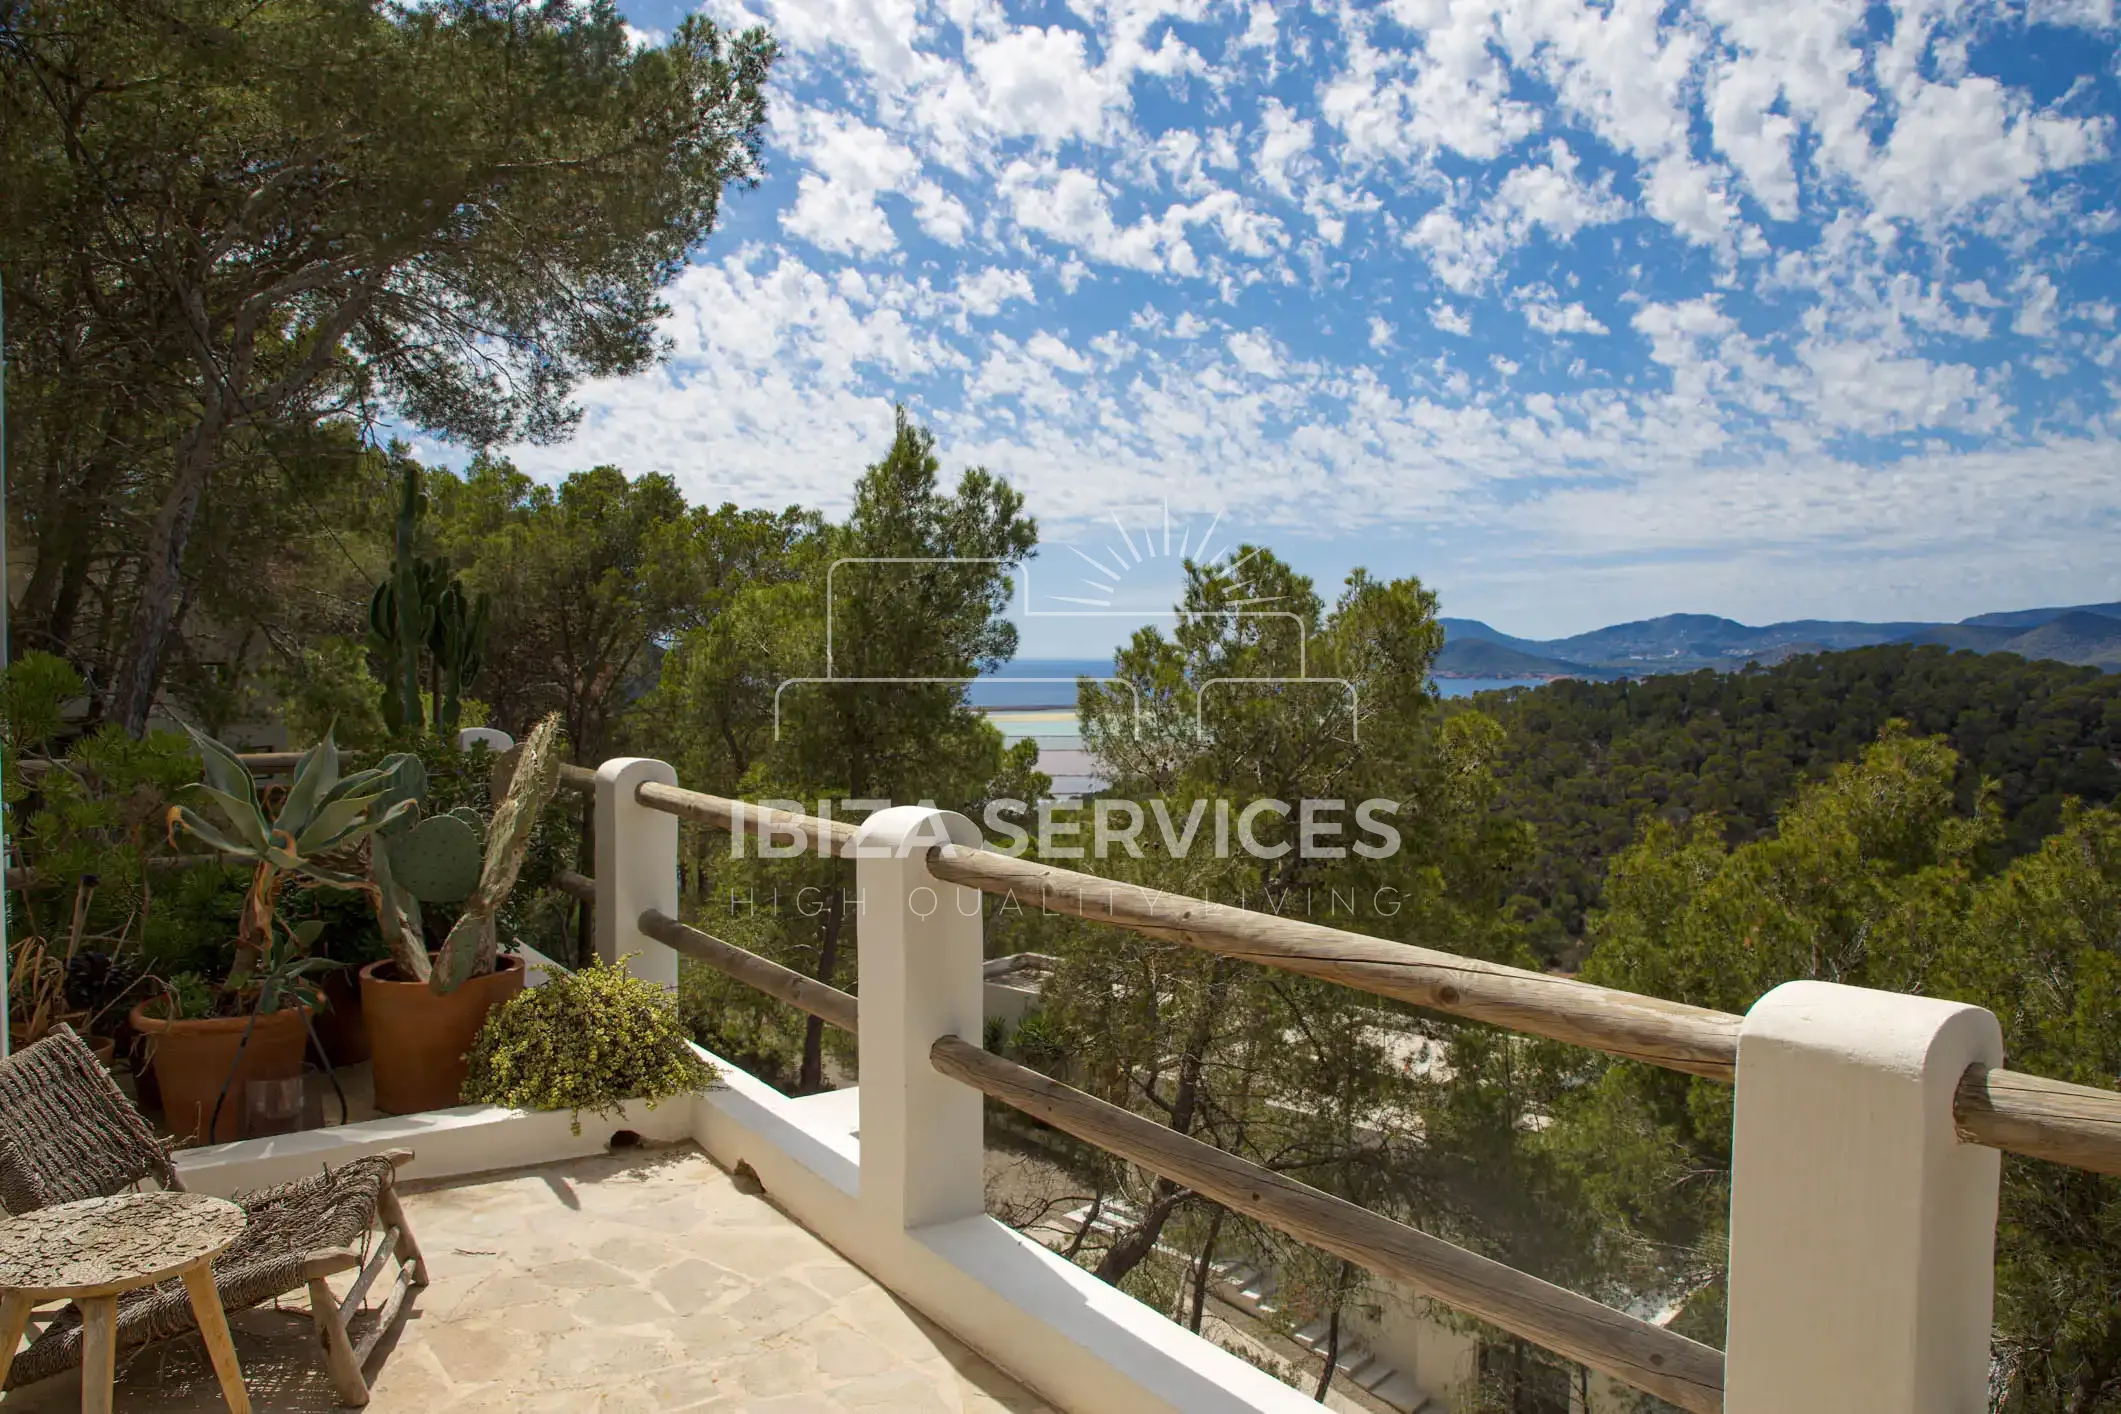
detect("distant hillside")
(1454, 643), (2121, 959)
(1440, 599), (2121, 677)
(1436, 618), (1545, 655)
(1962, 601), (2121, 630)
(1999, 611), (2121, 670)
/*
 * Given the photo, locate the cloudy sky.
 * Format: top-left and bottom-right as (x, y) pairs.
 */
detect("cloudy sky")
(498, 0), (2121, 653)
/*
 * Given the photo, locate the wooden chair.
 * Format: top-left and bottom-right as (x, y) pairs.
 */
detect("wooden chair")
(0, 1026), (427, 1406)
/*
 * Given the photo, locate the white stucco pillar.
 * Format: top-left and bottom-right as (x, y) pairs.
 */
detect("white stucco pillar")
(1724, 979), (2003, 1414)
(852, 805), (987, 1233)
(594, 757), (679, 994)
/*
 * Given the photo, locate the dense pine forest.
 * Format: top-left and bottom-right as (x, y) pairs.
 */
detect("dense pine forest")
(1459, 646), (2121, 960)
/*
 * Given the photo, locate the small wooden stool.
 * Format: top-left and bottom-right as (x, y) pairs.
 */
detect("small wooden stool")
(0, 1190), (250, 1413)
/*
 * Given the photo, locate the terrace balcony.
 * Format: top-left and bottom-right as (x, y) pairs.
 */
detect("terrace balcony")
(6, 1145), (1051, 1413)
(8, 753), (2120, 1414)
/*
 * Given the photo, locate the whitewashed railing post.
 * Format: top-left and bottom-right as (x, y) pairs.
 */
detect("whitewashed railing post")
(852, 806), (987, 1232)
(1724, 979), (2004, 1413)
(594, 758), (679, 994)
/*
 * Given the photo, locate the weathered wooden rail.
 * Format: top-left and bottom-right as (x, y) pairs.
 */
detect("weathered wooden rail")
(583, 776), (2121, 1177)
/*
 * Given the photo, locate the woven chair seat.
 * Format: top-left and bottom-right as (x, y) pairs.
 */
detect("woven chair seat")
(4, 1153), (398, 1391)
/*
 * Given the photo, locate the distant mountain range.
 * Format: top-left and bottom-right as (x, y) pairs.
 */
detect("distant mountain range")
(1437, 601), (2121, 679)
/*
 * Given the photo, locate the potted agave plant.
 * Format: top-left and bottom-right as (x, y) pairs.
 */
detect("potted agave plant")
(359, 713), (563, 1113)
(144, 727), (413, 1142)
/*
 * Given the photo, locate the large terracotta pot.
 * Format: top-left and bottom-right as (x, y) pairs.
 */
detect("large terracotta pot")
(129, 1000), (311, 1144)
(360, 954), (525, 1115)
(311, 965), (371, 1066)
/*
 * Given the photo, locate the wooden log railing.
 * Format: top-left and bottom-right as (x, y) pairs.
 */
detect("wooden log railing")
(932, 1035), (1726, 1413)
(546, 865), (1726, 1413)
(638, 908), (859, 1036)
(625, 779), (2121, 1178)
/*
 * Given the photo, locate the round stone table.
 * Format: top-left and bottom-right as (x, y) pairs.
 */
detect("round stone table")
(0, 1191), (250, 1414)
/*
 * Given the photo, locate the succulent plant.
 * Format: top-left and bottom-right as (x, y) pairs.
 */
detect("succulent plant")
(367, 462), (490, 738)
(429, 579), (491, 738)
(385, 811), (484, 904)
(168, 725), (414, 987)
(365, 713), (564, 994)
(368, 464), (431, 736)
(432, 713), (563, 995)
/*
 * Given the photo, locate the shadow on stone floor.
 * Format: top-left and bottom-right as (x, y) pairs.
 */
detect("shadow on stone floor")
(5, 1141), (1056, 1413)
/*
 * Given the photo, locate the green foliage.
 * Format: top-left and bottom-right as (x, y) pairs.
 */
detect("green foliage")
(369, 462), (494, 736)
(0, 651), (83, 756)
(1459, 644), (2121, 958)
(372, 462), (433, 737)
(2, 0), (779, 730)
(1014, 546), (1536, 1295)
(166, 725), (413, 986)
(650, 408), (1040, 1092)
(1550, 730), (2121, 1404)
(161, 973), (217, 1022)
(361, 716), (565, 990)
(272, 638), (390, 751)
(3, 654), (230, 994)
(137, 867), (250, 985)
(462, 956), (718, 1134)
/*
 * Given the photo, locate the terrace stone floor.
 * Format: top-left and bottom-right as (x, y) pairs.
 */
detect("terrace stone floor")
(2, 1143), (1056, 1413)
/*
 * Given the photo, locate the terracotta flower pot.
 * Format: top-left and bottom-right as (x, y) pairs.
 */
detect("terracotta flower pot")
(360, 954), (525, 1115)
(129, 1000), (312, 1145)
(311, 965), (371, 1066)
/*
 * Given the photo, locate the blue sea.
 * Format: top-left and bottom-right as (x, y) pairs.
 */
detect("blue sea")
(976, 662), (1557, 708)
(1432, 676), (1554, 698)
(969, 659), (1115, 709)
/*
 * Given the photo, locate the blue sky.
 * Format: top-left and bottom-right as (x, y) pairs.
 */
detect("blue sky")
(492, 0), (2121, 654)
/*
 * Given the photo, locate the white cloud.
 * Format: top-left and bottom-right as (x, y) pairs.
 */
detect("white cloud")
(1429, 302), (1473, 335)
(1516, 286), (1610, 335)
(1254, 99), (1315, 199)
(1863, 77), (2108, 222)
(1369, 315), (1397, 350)
(1409, 141), (1630, 290)
(1323, 1), (1540, 165)
(967, 25), (1125, 146)
(911, 181), (972, 244)
(956, 266), (1036, 317)
(780, 112), (921, 256)
(1227, 329), (1284, 377)
(2014, 274), (2061, 338)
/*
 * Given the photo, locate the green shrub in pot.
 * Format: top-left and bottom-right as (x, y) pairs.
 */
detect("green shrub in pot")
(461, 957), (717, 1134)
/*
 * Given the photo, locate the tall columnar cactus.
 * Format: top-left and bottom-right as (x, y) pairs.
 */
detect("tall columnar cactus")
(366, 464), (432, 735)
(428, 578), (491, 737)
(369, 463), (488, 738)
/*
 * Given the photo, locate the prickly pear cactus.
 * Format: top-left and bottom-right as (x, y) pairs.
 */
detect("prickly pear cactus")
(371, 839), (430, 983)
(431, 713), (564, 995)
(385, 812), (484, 903)
(447, 805), (485, 842)
(370, 753), (428, 838)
